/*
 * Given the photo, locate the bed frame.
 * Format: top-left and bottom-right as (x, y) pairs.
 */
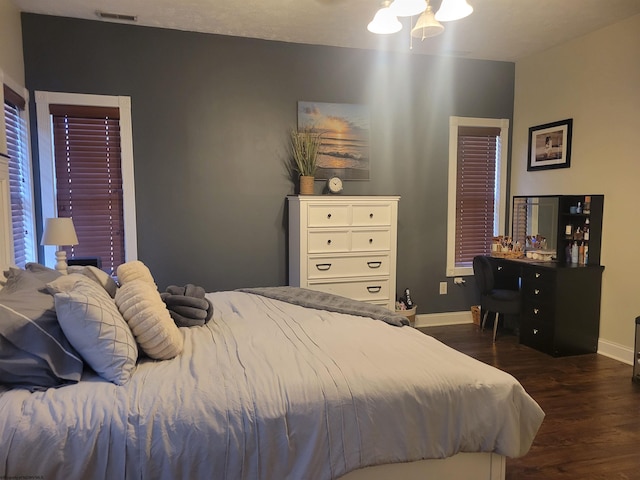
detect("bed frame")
(341, 453), (505, 480)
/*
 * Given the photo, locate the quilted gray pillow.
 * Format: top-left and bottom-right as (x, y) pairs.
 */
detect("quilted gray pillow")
(0, 267), (83, 391)
(49, 275), (138, 385)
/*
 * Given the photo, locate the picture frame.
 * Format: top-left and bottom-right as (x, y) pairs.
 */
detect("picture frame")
(527, 118), (573, 171)
(297, 101), (370, 180)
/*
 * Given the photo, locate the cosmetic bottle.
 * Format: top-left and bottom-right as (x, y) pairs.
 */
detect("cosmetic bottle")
(583, 218), (590, 241)
(571, 242), (579, 264)
(576, 202), (582, 214)
(578, 243), (585, 265)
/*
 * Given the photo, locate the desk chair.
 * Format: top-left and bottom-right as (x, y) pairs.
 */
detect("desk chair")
(473, 256), (522, 342)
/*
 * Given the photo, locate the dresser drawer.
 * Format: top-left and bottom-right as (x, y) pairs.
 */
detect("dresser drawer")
(308, 230), (350, 253)
(307, 204), (350, 227)
(352, 204), (391, 226)
(522, 267), (556, 285)
(352, 229), (391, 251)
(309, 279), (390, 302)
(522, 282), (555, 307)
(522, 301), (555, 324)
(520, 319), (554, 353)
(307, 254), (390, 279)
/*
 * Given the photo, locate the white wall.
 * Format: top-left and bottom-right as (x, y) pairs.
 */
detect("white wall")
(512, 14), (640, 361)
(0, 0), (25, 156)
(0, 0), (24, 85)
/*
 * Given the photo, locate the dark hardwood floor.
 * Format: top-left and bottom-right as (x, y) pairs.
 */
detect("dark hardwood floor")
(418, 324), (640, 480)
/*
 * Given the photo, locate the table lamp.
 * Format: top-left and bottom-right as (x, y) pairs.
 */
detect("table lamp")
(41, 217), (79, 274)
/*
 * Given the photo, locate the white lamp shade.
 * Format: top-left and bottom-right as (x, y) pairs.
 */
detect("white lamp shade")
(435, 0), (473, 22)
(411, 6), (444, 39)
(367, 6), (402, 34)
(390, 0), (427, 17)
(41, 217), (79, 246)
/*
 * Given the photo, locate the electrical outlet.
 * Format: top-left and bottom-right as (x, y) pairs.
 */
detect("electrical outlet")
(439, 281), (447, 295)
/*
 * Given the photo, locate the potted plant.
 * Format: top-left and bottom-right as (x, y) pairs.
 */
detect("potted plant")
(290, 127), (322, 195)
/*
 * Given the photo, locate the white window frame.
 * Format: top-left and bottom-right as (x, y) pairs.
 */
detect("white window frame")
(35, 91), (137, 268)
(1, 69), (37, 267)
(446, 116), (509, 277)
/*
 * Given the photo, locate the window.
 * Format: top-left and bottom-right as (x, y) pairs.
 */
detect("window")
(446, 117), (509, 277)
(3, 81), (36, 268)
(36, 92), (137, 274)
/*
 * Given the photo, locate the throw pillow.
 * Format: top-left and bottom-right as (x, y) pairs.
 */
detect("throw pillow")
(0, 268), (83, 391)
(68, 265), (118, 298)
(49, 275), (137, 385)
(115, 280), (183, 360)
(116, 260), (156, 286)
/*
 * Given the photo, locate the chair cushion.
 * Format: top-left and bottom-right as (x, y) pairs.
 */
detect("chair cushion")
(483, 289), (521, 315)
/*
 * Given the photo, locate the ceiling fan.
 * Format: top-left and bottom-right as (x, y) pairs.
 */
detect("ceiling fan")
(367, 0), (473, 40)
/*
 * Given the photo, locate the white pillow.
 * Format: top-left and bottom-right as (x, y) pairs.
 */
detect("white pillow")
(48, 275), (138, 385)
(115, 280), (183, 360)
(116, 260), (156, 286)
(68, 265), (118, 298)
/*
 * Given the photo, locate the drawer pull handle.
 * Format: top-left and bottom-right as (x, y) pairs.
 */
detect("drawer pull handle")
(534, 289), (540, 295)
(369, 238), (373, 244)
(535, 272), (541, 278)
(497, 266), (503, 271)
(327, 239), (332, 245)
(533, 328), (539, 335)
(533, 308), (539, 315)
(367, 261), (382, 269)
(327, 213), (332, 219)
(315, 263), (331, 271)
(369, 213), (374, 219)
(367, 286), (382, 293)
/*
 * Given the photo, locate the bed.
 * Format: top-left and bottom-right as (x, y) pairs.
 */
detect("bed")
(0, 261), (544, 480)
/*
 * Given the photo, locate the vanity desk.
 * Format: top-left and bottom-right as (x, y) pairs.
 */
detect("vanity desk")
(488, 257), (603, 357)
(492, 194), (605, 357)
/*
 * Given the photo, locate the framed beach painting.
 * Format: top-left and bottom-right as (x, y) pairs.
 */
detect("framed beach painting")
(527, 118), (573, 171)
(297, 101), (370, 180)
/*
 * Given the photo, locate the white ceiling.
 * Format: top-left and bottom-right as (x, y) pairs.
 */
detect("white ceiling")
(10, 0), (640, 62)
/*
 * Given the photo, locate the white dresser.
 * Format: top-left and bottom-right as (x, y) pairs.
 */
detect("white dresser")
(287, 195), (400, 311)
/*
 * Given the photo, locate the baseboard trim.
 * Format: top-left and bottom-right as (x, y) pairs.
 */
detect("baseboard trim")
(597, 338), (633, 365)
(414, 311), (473, 328)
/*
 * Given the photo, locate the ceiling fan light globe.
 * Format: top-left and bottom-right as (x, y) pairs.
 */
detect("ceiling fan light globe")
(435, 0), (473, 22)
(390, 0), (427, 17)
(410, 7), (444, 39)
(367, 7), (402, 34)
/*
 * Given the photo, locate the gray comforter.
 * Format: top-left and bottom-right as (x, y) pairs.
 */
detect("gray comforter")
(0, 290), (544, 479)
(238, 286), (409, 326)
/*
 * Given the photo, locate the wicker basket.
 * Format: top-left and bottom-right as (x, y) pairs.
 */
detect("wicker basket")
(471, 305), (481, 325)
(396, 306), (417, 326)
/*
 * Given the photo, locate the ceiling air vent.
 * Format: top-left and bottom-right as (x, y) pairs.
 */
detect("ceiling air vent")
(96, 11), (138, 22)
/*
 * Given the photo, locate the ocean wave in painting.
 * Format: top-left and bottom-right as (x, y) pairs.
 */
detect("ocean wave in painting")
(318, 135), (369, 170)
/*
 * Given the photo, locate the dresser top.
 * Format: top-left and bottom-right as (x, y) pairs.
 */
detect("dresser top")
(287, 195), (400, 201)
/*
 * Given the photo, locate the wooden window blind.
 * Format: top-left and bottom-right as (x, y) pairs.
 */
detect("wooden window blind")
(454, 126), (501, 268)
(51, 104), (124, 275)
(4, 85), (32, 268)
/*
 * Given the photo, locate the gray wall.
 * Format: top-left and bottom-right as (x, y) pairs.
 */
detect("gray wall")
(22, 13), (514, 313)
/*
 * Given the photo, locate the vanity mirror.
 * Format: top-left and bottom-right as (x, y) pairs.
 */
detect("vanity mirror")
(511, 194), (604, 265)
(512, 196), (558, 258)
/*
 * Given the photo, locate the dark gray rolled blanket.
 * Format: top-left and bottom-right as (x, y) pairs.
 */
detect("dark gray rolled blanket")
(161, 283), (213, 327)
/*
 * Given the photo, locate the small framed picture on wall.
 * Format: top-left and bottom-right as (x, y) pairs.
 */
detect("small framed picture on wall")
(527, 118), (573, 171)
